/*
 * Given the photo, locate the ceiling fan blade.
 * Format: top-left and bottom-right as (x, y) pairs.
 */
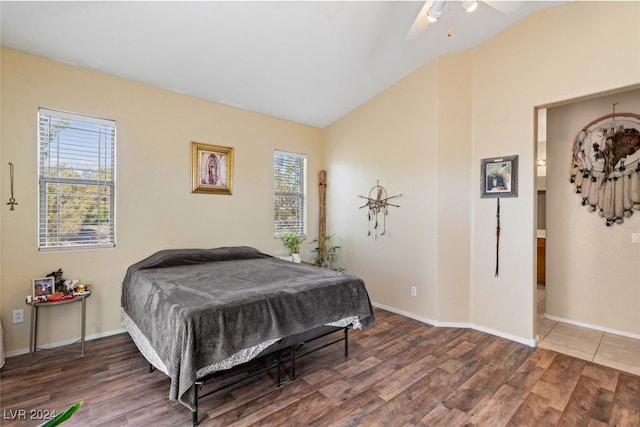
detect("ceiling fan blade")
(406, 1), (433, 40)
(483, 0), (523, 15)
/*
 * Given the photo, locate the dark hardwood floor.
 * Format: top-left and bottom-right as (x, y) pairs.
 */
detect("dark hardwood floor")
(1, 308), (639, 426)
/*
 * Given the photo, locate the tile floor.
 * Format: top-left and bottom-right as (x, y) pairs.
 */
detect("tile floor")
(537, 284), (640, 376)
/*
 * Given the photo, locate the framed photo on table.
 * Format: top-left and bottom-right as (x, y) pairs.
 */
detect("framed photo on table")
(480, 155), (519, 198)
(191, 142), (234, 195)
(32, 277), (54, 300)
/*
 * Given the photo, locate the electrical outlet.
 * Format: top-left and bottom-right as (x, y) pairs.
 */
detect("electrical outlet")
(632, 233), (640, 244)
(12, 309), (24, 324)
(410, 286), (417, 297)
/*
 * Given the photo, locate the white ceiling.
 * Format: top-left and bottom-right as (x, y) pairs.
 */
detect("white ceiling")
(0, 1), (565, 128)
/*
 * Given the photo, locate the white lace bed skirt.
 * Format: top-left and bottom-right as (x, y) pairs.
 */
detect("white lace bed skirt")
(121, 310), (360, 380)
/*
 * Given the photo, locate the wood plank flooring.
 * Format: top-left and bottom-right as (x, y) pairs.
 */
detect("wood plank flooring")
(1, 308), (639, 426)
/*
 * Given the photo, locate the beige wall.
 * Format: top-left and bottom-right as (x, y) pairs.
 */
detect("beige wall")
(0, 48), (323, 353)
(0, 46), (4, 362)
(546, 89), (640, 336)
(324, 51), (473, 326)
(324, 56), (442, 321)
(469, 1), (639, 342)
(325, 1), (640, 343)
(436, 53), (472, 324)
(2, 1), (639, 354)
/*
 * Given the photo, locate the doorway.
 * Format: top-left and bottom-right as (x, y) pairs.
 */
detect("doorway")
(535, 108), (552, 341)
(533, 88), (640, 377)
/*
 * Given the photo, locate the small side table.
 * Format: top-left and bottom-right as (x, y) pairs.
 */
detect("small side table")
(26, 292), (91, 367)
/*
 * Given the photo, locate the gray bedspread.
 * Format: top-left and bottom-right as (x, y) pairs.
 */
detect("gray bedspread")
(121, 246), (374, 411)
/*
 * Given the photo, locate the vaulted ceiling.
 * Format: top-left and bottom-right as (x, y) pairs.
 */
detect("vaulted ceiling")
(0, 1), (565, 128)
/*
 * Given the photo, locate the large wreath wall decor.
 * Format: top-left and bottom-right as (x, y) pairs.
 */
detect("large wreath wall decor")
(569, 111), (640, 226)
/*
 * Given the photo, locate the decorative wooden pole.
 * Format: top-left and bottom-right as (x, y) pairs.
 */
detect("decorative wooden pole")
(319, 170), (327, 250)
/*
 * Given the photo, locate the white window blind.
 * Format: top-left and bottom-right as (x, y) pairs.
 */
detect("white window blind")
(38, 108), (116, 250)
(274, 150), (306, 238)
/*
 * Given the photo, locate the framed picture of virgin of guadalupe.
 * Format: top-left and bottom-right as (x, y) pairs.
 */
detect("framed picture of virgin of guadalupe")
(191, 142), (234, 195)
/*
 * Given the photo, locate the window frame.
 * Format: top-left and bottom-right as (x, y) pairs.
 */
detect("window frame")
(37, 108), (116, 251)
(273, 149), (307, 239)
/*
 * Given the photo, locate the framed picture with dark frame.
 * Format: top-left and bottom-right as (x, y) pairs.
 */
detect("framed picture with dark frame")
(480, 155), (519, 198)
(191, 142), (234, 195)
(32, 277), (54, 301)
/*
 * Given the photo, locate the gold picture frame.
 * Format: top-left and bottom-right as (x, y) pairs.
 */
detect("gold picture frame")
(191, 142), (234, 195)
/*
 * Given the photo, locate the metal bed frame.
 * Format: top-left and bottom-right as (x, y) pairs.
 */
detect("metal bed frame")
(181, 325), (350, 425)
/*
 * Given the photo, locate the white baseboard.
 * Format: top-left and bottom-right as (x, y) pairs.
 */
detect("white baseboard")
(544, 313), (640, 340)
(8, 304), (549, 359)
(372, 302), (536, 347)
(372, 302), (437, 326)
(4, 328), (126, 358)
(472, 324), (536, 347)
(435, 320), (473, 329)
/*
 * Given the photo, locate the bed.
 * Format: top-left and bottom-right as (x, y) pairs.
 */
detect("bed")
(121, 246), (375, 423)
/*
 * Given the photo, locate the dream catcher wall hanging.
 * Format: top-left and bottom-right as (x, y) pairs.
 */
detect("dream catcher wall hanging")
(570, 108), (640, 226)
(358, 180), (401, 239)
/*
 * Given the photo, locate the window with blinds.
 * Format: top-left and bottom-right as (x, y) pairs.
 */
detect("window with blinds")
(274, 150), (307, 238)
(38, 108), (116, 250)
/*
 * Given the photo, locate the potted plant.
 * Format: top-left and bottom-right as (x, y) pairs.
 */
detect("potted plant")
(281, 233), (305, 263)
(310, 234), (345, 272)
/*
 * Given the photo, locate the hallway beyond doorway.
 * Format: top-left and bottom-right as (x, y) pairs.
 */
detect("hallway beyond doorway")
(537, 285), (640, 376)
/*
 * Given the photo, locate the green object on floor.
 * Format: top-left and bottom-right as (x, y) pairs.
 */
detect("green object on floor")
(38, 401), (83, 427)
